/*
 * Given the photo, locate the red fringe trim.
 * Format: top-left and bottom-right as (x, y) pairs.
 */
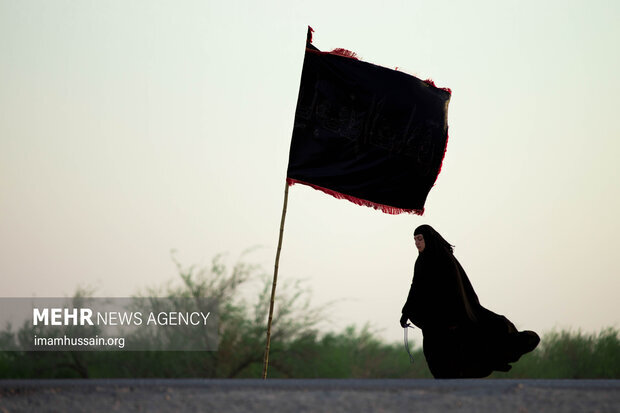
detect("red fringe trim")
(286, 178), (425, 216)
(328, 48), (359, 60)
(424, 78), (452, 95)
(306, 47), (360, 61)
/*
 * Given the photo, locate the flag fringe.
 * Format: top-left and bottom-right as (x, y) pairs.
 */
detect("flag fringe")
(328, 48), (359, 60)
(423, 78), (452, 95)
(286, 178), (424, 216)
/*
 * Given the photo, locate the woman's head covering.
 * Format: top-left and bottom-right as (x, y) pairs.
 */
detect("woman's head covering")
(412, 224), (479, 323)
(414, 224), (454, 255)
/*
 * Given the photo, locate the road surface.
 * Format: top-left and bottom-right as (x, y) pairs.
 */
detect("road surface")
(0, 379), (618, 412)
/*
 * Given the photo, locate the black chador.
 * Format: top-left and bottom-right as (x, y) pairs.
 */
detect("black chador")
(400, 225), (540, 378)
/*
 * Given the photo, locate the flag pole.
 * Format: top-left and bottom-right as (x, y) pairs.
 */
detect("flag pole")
(262, 180), (289, 379)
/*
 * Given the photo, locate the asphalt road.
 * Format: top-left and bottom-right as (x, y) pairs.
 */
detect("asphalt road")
(1, 379), (618, 413)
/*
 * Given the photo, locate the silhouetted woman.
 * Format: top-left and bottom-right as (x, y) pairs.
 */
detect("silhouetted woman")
(400, 224), (540, 378)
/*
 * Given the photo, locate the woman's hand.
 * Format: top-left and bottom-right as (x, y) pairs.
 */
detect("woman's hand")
(400, 314), (410, 328)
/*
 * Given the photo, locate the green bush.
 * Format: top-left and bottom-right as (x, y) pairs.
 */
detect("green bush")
(0, 253), (617, 379)
(491, 327), (620, 379)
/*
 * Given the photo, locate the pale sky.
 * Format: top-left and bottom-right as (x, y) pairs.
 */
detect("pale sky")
(1, 0), (619, 345)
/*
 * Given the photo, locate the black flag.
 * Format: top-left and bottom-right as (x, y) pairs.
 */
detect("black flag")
(287, 27), (451, 215)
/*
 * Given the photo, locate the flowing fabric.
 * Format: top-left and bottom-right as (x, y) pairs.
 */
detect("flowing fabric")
(287, 28), (451, 215)
(402, 225), (539, 378)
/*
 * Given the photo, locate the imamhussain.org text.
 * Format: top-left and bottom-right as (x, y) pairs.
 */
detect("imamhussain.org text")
(34, 335), (127, 349)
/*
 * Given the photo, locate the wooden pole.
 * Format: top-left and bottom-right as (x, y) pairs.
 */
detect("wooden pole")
(262, 180), (289, 379)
